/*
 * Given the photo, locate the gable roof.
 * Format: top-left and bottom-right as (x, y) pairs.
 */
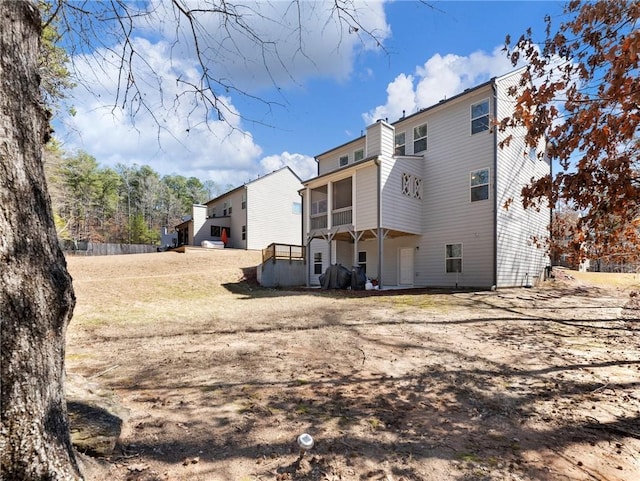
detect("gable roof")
(204, 166), (301, 206)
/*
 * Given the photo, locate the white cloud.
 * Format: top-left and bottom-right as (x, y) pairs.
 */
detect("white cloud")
(140, 0), (391, 92)
(260, 152), (317, 181)
(363, 46), (515, 125)
(58, 1), (390, 187)
(60, 37), (265, 186)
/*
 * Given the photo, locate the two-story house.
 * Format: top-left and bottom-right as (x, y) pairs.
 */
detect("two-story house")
(301, 69), (550, 289)
(176, 166), (303, 250)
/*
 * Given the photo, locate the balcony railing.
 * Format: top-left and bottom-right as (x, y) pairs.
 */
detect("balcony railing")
(332, 207), (352, 226)
(310, 207), (353, 231)
(310, 214), (327, 230)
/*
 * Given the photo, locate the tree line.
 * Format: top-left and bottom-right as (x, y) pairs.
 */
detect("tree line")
(44, 141), (228, 245)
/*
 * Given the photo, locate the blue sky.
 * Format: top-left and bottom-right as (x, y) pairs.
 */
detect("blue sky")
(57, 1), (565, 187)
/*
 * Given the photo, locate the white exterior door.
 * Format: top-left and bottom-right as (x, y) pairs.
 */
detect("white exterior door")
(399, 248), (414, 285)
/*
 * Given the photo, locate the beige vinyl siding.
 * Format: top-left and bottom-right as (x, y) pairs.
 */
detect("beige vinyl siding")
(365, 122), (383, 157)
(246, 168), (302, 250)
(191, 205), (209, 246)
(380, 156), (423, 234)
(317, 140), (365, 176)
(495, 71), (550, 287)
(226, 189), (246, 249)
(358, 238), (377, 280)
(309, 238), (329, 286)
(335, 240), (353, 267)
(381, 236), (417, 286)
(374, 120), (424, 234)
(414, 85), (495, 287)
(355, 164), (377, 231)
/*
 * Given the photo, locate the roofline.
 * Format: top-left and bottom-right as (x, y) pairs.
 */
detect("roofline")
(204, 166), (301, 205)
(314, 135), (366, 160)
(313, 80), (494, 159)
(300, 155), (378, 187)
(314, 68), (528, 159)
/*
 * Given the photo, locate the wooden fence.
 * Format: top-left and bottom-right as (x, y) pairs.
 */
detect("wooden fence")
(62, 241), (158, 256)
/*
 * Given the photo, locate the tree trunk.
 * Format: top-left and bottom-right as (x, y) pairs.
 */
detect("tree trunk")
(0, 2), (81, 479)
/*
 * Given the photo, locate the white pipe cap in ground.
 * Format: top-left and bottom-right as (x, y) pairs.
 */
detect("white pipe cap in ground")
(297, 433), (314, 451)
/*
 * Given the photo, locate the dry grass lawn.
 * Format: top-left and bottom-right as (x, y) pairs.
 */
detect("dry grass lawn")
(65, 249), (640, 481)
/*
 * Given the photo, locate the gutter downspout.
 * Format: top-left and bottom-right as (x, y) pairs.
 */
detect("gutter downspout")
(375, 157), (383, 289)
(492, 82), (498, 289)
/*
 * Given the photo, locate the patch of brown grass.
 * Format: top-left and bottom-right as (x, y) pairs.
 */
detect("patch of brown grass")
(562, 268), (640, 291)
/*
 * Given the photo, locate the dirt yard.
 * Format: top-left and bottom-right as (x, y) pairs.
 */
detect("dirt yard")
(65, 249), (640, 481)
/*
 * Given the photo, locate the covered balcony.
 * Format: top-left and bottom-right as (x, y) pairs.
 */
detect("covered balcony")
(309, 177), (352, 236)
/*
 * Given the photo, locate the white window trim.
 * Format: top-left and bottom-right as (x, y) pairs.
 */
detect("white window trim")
(471, 98), (490, 135)
(313, 252), (323, 275)
(339, 155), (349, 167)
(354, 149), (364, 162)
(413, 123), (427, 153)
(470, 167), (490, 202)
(358, 251), (367, 276)
(395, 131), (406, 155)
(445, 243), (463, 273)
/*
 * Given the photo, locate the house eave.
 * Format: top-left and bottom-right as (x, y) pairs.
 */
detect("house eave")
(300, 155), (378, 189)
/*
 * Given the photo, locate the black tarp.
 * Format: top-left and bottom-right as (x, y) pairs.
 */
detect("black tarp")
(319, 264), (351, 289)
(351, 265), (366, 290)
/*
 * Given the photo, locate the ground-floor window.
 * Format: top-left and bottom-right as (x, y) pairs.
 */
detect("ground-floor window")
(211, 225), (230, 238)
(241, 225), (246, 240)
(358, 251), (367, 274)
(314, 252), (323, 274)
(445, 244), (462, 273)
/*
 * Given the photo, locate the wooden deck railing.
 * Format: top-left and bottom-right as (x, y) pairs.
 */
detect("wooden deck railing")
(262, 243), (305, 264)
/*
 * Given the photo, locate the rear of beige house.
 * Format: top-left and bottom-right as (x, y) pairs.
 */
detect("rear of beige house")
(176, 167), (302, 250)
(301, 69), (550, 289)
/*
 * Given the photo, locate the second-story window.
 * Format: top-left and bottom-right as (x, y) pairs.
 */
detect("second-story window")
(471, 99), (490, 134)
(470, 168), (490, 202)
(354, 149), (364, 162)
(241, 193), (246, 209)
(413, 123), (427, 153)
(339, 155), (348, 167)
(395, 132), (406, 155)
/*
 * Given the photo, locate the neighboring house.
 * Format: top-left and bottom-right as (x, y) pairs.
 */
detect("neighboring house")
(160, 226), (178, 248)
(301, 69), (550, 289)
(176, 166), (303, 250)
